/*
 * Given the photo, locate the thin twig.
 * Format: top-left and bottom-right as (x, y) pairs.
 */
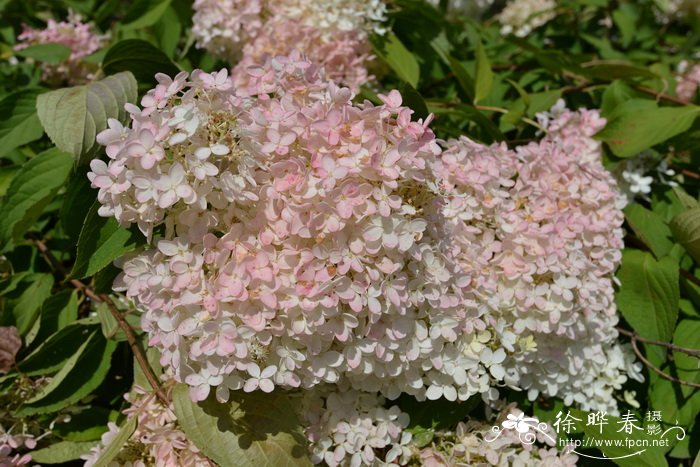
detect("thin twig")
(626, 335), (700, 389)
(617, 327), (700, 358)
(680, 269), (700, 289)
(30, 236), (169, 406)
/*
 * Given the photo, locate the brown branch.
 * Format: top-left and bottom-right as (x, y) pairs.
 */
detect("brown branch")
(678, 168), (700, 181)
(617, 327), (700, 358)
(626, 335), (700, 389)
(633, 85), (689, 106)
(31, 236), (169, 406)
(562, 70), (689, 106)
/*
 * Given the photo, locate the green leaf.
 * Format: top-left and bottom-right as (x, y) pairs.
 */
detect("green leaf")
(15, 43), (72, 64)
(172, 384), (311, 467)
(70, 200), (144, 279)
(399, 82), (428, 120)
(154, 6), (182, 58)
(446, 56), (475, 101)
(624, 204), (674, 258)
(91, 417), (137, 467)
(670, 208), (700, 264)
(32, 289), (79, 347)
(0, 89), (45, 157)
(371, 32), (420, 88)
(612, 5), (638, 47)
(18, 331), (117, 415)
(0, 166), (20, 196)
(396, 393), (480, 431)
(53, 407), (111, 442)
(18, 324), (99, 376)
(673, 320), (700, 386)
(36, 72), (137, 164)
(30, 441), (97, 464)
(102, 39), (180, 85)
(60, 170), (97, 243)
(616, 249), (679, 366)
(597, 100), (700, 158)
(122, 0), (173, 30)
(601, 80), (635, 116)
(0, 148), (73, 251)
(474, 39), (493, 104)
(1, 273), (54, 336)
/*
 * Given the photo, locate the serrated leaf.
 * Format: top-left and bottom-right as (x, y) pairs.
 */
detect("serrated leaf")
(624, 204), (674, 258)
(670, 208), (700, 264)
(102, 39), (180, 85)
(0, 148), (73, 251)
(474, 39), (493, 104)
(597, 100), (700, 157)
(23, 332), (96, 404)
(70, 200), (144, 279)
(91, 417), (137, 467)
(32, 289), (79, 347)
(18, 331), (117, 415)
(616, 249), (679, 366)
(172, 384), (311, 467)
(30, 440), (97, 464)
(36, 72), (137, 164)
(18, 324), (98, 376)
(0, 88), (45, 157)
(371, 32), (419, 88)
(15, 43), (72, 64)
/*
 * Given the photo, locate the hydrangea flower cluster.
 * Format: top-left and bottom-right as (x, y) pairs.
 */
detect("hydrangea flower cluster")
(82, 385), (212, 467)
(434, 103), (643, 414)
(192, 0), (386, 91)
(90, 54), (642, 420)
(417, 405), (578, 466)
(300, 385), (412, 466)
(676, 61), (700, 102)
(14, 12), (105, 85)
(90, 55), (484, 406)
(498, 0), (557, 37)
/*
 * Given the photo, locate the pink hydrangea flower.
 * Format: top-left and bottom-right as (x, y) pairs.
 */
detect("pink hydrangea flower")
(14, 12), (105, 85)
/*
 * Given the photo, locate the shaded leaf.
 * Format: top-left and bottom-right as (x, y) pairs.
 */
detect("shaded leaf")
(102, 40), (180, 85)
(70, 200), (144, 279)
(0, 89), (45, 157)
(172, 384), (311, 467)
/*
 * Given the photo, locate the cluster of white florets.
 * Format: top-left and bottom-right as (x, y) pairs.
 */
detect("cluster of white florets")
(434, 102), (643, 414)
(88, 55), (641, 422)
(498, 0), (557, 37)
(192, 0), (386, 91)
(14, 12), (105, 85)
(90, 55), (485, 406)
(301, 385), (412, 466)
(417, 405), (578, 466)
